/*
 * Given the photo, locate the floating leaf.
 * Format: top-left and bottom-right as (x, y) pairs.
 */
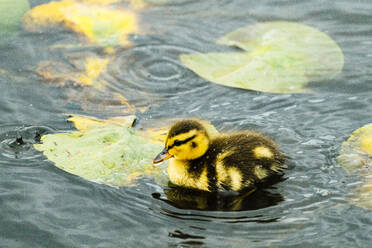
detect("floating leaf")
(67, 114), (136, 132)
(23, 0), (139, 46)
(338, 124), (372, 172)
(338, 123), (372, 210)
(218, 21), (344, 81)
(181, 51), (308, 93)
(348, 178), (372, 210)
(34, 119), (165, 187)
(141, 127), (168, 144)
(180, 21), (344, 93)
(34, 116), (219, 187)
(0, 0), (30, 43)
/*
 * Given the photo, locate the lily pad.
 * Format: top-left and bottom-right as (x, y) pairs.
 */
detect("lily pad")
(67, 114), (136, 132)
(180, 21), (344, 93)
(34, 115), (166, 187)
(23, 0), (139, 47)
(180, 51), (309, 93)
(0, 0), (30, 43)
(348, 178), (372, 210)
(337, 123), (372, 210)
(338, 124), (372, 172)
(218, 21), (344, 81)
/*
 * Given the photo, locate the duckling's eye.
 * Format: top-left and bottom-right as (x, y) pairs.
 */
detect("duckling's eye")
(173, 140), (182, 146)
(168, 135), (196, 149)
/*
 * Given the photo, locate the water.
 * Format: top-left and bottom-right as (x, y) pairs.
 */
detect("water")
(1, 0), (372, 247)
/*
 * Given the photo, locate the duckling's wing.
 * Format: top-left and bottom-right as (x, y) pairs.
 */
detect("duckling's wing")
(218, 134), (286, 186)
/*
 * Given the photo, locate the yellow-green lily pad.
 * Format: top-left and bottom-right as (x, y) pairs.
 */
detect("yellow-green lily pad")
(180, 21), (344, 93)
(34, 117), (165, 187)
(338, 124), (372, 172)
(181, 51), (309, 93)
(348, 178), (372, 210)
(338, 123), (372, 210)
(23, 0), (139, 47)
(66, 114), (136, 132)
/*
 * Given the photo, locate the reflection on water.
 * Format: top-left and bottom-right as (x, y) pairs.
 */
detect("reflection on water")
(153, 183), (284, 212)
(103, 44), (207, 108)
(154, 187), (283, 213)
(168, 230), (205, 247)
(1, 0), (372, 247)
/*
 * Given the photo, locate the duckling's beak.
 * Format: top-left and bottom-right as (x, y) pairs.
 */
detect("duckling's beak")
(152, 148), (173, 164)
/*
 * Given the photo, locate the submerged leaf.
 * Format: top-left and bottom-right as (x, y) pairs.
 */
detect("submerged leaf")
(34, 124), (165, 187)
(180, 21), (343, 93)
(37, 56), (110, 87)
(36, 60), (78, 84)
(338, 123), (372, 210)
(0, 0), (30, 43)
(23, 0), (139, 46)
(36, 54), (136, 116)
(81, 0), (123, 4)
(78, 57), (110, 86)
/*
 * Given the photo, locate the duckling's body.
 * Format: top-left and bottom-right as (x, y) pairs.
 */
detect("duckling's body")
(153, 120), (286, 192)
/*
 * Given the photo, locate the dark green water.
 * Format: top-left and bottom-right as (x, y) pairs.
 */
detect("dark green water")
(1, 0), (372, 247)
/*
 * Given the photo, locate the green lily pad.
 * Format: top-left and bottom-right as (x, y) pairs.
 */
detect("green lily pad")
(337, 123), (372, 210)
(0, 0), (30, 43)
(34, 125), (166, 187)
(180, 51), (309, 93)
(180, 21), (344, 93)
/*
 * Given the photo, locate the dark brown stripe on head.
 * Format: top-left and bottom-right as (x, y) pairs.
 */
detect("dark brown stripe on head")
(168, 135), (196, 149)
(168, 120), (205, 138)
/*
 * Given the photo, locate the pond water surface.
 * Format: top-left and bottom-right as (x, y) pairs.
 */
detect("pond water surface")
(1, 0), (372, 247)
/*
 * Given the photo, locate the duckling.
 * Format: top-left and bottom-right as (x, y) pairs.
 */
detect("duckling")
(152, 119), (286, 192)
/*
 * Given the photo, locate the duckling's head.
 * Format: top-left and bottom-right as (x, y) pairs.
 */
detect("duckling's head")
(153, 119), (210, 164)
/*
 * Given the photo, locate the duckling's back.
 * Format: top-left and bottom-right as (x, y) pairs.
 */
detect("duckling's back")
(209, 132), (286, 192)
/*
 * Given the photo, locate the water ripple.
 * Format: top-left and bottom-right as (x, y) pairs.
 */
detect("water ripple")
(0, 124), (54, 167)
(1, 0), (372, 247)
(104, 44), (206, 104)
(149, 0), (231, 16)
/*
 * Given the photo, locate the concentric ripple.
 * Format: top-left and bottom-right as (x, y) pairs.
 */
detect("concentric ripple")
(148, 0), (231, 15)
(104, 44), (207, 102)
(0, 124), (54, 167)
